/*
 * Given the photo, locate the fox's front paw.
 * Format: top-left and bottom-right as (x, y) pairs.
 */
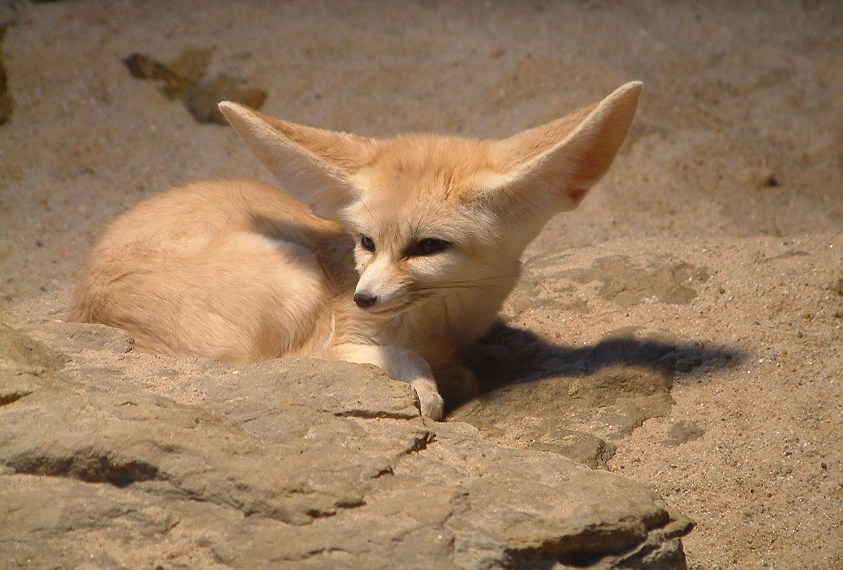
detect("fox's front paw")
(418, 390), (444, 420)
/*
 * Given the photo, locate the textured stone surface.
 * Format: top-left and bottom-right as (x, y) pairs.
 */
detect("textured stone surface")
(0, 315), (691, 568)
(452, 250), (738, 468)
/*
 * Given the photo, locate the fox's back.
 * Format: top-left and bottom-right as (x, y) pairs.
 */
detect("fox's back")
(87, 179), (333, 251)
(71, 179), (346, 361)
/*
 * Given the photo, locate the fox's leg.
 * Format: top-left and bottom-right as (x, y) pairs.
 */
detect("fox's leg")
(332, 343), (445, 420)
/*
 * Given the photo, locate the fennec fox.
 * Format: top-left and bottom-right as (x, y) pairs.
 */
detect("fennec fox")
(71, 81), (642, 419)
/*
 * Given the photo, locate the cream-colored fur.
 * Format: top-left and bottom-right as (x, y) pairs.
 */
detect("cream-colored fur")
(71, 81), (642, 419)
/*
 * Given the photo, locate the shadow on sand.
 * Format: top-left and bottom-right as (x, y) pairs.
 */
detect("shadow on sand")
(446, 322), (745, 467)
(468, 321), (745, 392)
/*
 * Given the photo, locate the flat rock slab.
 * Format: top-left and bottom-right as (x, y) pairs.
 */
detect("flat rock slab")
(452, 251), (737, 468)
(0, 316), (691, 569)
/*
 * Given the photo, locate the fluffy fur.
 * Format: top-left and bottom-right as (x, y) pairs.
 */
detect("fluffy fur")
(71, 81), (642, 419)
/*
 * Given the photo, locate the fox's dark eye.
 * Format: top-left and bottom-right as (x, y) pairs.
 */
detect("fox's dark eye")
(360, 235), (376, 252)
(408, 238), (451, 257)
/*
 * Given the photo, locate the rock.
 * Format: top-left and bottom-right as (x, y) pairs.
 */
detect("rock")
(449, 250), (738, 469)
(184, 75), (268, 126)
(664, 420), (705, 448)
(559, 255), (709, 308)
(0, 316), (65, 371)
(123, 48), (267, 125)
(455, 325), (684, 467)
(36, 320), (135, 355)
(0, 316), (692, 568)
(451, 361), (672, 468)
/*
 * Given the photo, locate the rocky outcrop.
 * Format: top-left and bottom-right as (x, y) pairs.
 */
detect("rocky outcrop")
(0, 314), (692, 569)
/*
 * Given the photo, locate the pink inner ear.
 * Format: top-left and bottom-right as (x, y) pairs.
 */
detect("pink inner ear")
(567, 187), (588, 204)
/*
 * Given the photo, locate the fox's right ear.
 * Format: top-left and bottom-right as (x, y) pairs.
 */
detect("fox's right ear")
(219, 102), (378, 219)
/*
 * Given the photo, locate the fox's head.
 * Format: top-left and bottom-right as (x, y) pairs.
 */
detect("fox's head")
(220, 82), (641, 320)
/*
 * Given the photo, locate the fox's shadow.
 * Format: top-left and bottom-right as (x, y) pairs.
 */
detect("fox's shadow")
(461, 321), (744, 400)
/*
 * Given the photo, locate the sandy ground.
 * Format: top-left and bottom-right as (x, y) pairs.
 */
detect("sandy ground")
(1, 1), (841, 568)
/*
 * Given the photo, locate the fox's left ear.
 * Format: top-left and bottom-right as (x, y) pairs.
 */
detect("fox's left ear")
(219, 102), (378, 219)
(482, 81), (642, 216)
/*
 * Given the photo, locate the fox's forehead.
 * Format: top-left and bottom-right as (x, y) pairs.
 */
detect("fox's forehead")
(342, 136), (498, 245)
(353, 134), (499, 203)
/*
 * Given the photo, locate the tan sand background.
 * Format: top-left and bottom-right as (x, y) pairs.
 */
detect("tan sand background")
(1, 1), (841, 568)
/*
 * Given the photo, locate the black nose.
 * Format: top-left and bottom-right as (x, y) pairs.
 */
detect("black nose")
(353, 293), (377, 309)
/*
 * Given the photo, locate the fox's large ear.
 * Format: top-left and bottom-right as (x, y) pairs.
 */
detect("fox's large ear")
(219, 102), (378, 218)
(482, 81), (642, 216)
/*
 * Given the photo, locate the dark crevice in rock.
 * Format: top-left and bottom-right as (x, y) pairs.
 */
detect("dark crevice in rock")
(7, 450), (163, 488)
(614, 515), (695, 569)
(501, 512), (686, 568)
(0, 389), (33, 406)
(331, 409), (418, 420)
(370, 466), (394, 478)
(305, 497), (367, 520)
(618, 538), (688, 570)
(403, 431), (435, 455)
(502, 522), (653, 569)
(306, 547), (351, 558)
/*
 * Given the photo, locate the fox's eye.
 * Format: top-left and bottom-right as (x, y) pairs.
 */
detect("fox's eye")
(408, 238), (451, 257)
(360, 235), (376, 252)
